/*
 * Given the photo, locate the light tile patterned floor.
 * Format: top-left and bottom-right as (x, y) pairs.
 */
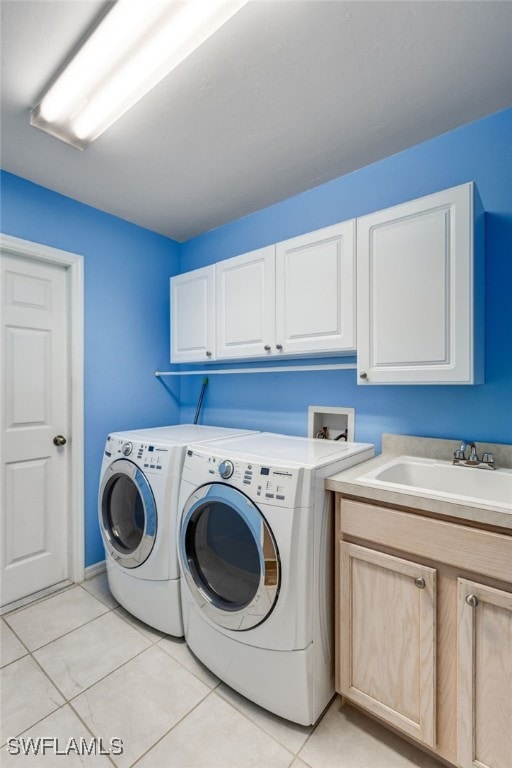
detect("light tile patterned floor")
(1, 574), (444, 767)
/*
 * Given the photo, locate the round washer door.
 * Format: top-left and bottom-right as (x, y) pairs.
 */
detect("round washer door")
(99, 459), (157, 569)
(179, 483), (280, 631)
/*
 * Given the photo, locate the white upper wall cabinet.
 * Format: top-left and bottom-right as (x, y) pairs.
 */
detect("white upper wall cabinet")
(356, 182), (484, 384)
(170, 265), (215, 363)
(170, 182), (483, 375)
(275, 221), (356, 355)
(215, 222), (356, 361)
(215, 246), (275, 359)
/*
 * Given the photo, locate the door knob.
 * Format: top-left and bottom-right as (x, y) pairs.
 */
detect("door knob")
(53, 435), (67, 446)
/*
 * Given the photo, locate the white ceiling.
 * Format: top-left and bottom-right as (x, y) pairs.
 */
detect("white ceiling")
(1, 1), (511, 242)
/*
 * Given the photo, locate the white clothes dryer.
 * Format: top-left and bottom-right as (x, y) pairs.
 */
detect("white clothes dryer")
(177, 432), (374, 724)
(98, 424), (256, 636)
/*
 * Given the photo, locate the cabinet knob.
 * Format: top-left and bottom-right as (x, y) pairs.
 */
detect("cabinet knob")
(359, 372), (368, 380)
(414, 577), (426, 589)
(466, 594), (479, 608)
(205, 350), (212, 357)
(276, 344), (283, 351)
(264, 345), (271, 352)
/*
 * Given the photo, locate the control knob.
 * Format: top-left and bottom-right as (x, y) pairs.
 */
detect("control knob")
(218, 460), (234, 479)
(122, 441), (133, 457)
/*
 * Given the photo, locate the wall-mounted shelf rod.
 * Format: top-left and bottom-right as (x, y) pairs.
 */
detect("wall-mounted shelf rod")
(155, 363), (357, 376)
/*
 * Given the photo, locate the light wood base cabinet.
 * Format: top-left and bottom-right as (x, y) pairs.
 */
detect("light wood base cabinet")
(457, 579), (512, 768)
(336, 497), (512, 768)
(339, 543), (436, 746)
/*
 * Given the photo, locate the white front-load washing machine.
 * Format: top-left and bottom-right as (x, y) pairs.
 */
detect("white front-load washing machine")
(98, 424), (256, 636)
(177, 432), (374, 724)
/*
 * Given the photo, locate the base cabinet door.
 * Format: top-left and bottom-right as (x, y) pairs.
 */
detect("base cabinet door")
(339, 542), (436, 747)
(457, 579), (512, 768)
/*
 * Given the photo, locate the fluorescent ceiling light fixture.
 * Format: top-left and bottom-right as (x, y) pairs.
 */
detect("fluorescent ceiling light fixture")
(31, 0), (250, 150)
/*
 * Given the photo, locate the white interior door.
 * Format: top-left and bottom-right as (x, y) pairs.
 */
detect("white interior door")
(1, 251), (70, 607)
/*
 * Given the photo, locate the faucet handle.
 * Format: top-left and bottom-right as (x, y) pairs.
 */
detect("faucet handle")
(453, 449), (465, 461)
(482, 452), (495, 466)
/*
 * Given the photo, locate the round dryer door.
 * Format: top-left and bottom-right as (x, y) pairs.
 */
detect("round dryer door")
(179, 483), (280, 631)
(100, 459), (157, 569)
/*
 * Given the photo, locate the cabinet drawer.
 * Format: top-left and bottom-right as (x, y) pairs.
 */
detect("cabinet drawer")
(340, 499), (512, 583)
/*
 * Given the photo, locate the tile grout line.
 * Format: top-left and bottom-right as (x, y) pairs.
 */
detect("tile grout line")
(156, 638), (221, 690)
(1, 618), (159, 747)
(205, 688), (296, 760)
(4, 593), (113, 654)
(293, 695), (337, 762)
(0, 582), (75, 617)
(4, 580), (161, 657)
(4, 603), (320, 763)
(4, 580), (315, 767)
(129, 689), (219, 768)
(1, 616), (33, 659)
(65, 699), (117, 767)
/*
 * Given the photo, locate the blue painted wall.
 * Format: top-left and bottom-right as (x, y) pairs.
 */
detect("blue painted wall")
(179, 107), (512, 449)
(2, 107), (511, 570)
(0, 172), (181, 566)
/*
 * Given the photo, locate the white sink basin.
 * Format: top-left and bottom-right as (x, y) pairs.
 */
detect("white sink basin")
(357, 456), (512, 511)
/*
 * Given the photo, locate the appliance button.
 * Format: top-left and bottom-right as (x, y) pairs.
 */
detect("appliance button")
(122, 441), (133, 456)
(218, 460), (234, 479)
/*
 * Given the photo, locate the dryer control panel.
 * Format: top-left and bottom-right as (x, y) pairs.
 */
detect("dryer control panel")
(104, 436), (170, 472)
(182, 449), (303, 508)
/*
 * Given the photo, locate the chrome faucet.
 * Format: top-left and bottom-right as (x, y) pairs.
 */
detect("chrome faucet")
(453, 441), (495, 470)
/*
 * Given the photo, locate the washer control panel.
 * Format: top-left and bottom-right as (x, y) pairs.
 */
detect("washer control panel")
(104, 436), (169, 471)
(183, 449), (301, 507)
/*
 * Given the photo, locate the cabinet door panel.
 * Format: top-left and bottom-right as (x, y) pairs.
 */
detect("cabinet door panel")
(216, 246), (275, 359)
(276, 221), (355, 355)
(457, 579), (512, 768)
(339, 542), (436, 746)
(357, 182), (481, 384)
(170, 266), (214, 362)
(369, 210), (449, 365)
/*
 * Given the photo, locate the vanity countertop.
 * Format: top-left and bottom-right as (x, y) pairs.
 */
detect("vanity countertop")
(326, 433), (512, 531)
